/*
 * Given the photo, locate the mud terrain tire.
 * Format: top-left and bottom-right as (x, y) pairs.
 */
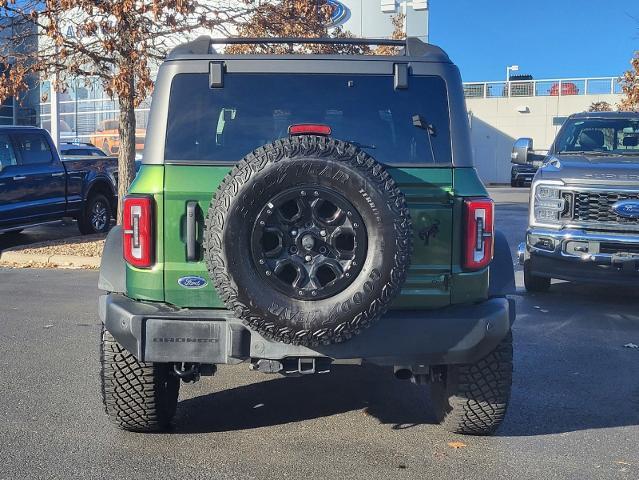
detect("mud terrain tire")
(100, 327), (179, 432)
(430, 331), (513, 435)
(204, 135), (411, 347)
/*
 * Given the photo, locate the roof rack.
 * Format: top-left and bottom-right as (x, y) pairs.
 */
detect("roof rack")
(168, 36), (449, 61)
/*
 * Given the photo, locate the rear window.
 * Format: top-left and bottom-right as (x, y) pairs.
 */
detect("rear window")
(165, 73), (451, 165)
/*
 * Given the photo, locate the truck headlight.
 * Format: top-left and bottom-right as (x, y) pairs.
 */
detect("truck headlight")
(531, 183), (573, 226)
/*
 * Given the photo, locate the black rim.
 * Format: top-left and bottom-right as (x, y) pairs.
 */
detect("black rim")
(250, 186), (368, 300)
(90, 199), (108, 232)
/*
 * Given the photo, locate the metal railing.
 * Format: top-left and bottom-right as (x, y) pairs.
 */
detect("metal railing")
(463, 77), (623, 99)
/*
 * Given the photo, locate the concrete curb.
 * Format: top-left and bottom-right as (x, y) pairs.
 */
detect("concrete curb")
(0, 250), (100, 269)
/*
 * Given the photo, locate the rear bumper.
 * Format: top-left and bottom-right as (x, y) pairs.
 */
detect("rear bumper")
(520, 227), (639, 285)
(99, 294), (515, 367)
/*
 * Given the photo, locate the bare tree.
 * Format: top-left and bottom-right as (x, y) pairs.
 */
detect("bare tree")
(373, 13), (406, 56)
(226, 0), (369, 55)
(619, 51), (639, 111)
(588, 101), (613, 112)
(0, 1), (251, 222)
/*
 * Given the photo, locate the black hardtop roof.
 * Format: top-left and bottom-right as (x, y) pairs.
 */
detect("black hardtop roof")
(167, 36), (451, 63)
(570, 111), (639, 119)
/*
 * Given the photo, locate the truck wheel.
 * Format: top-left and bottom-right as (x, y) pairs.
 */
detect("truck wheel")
(100, 327), (179, 432)
(523, 259), (551, 292)
(78, 193), (112, 234)
(430, 331), (513, 436)
(204, 135), (412, 347)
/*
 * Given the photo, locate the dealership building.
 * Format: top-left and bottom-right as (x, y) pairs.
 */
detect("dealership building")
(3, 1), (629, 183)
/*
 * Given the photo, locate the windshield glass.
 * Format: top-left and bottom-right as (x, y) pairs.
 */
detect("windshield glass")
(555, 117), (639, 155)
(165, 73), (452, 165)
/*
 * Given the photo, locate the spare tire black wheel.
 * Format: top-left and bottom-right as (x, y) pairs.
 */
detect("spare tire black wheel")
(204, 136), (412, 347)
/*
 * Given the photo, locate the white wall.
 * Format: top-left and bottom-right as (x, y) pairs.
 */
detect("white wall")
(337, 0), (428, 41)
(466, 93), (624, 184)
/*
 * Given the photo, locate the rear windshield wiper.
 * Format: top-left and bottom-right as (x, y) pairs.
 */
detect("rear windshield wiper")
(412, 114), (436, 161)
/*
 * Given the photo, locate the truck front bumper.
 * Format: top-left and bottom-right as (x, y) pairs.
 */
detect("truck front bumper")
(519, 227), (639, 285)
(99, 294), (515, 367)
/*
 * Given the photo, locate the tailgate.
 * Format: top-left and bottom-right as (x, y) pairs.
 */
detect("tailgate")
(163, 165), (453, 310)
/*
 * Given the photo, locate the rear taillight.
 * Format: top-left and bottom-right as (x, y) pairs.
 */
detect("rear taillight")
(123, 195), (154, 268)
(463, 198), (494, 270)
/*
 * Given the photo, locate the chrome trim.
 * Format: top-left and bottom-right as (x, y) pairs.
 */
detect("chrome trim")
(530, 181), (639, 232)
(526, 227), (639, 265)
(562, 185), (639, 194)
(517, 242), (526, 264)
(528, 179), (565, 229)
(561, 220), (639, 233)
(565, 186), (639, 232)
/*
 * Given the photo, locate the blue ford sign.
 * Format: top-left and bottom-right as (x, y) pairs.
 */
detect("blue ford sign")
(178, 276), (208, 289)
(612, 200), (639, 219)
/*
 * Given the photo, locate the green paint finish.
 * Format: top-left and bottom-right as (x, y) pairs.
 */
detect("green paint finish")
(125, 165), (166, 301)
(452, 167), (488, 197)
(163, 165), (231, 307)
(127, 164), (490, 310)
(448, 167), (491, 304)
(388, 168), (453, 309)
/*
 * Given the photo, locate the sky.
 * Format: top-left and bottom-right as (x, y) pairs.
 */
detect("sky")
(429, 0), (638, 82)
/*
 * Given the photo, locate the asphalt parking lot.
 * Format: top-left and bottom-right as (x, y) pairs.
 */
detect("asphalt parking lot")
(0, 187), (637, 480)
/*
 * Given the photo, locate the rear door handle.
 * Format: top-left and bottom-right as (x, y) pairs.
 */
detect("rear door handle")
(12, 175), (26, 180)
(51, 172), (65, 177)
(186, 201), (198, 261)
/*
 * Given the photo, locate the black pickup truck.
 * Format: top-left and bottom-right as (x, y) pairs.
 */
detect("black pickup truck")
(0, 126), (117, 235)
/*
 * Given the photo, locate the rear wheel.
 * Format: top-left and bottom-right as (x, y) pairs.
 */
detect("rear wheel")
(100, 327), (179, 432)
(523, 259), (551, 292)
(78, 193), (112, 234)
(430, 331), (513, 436)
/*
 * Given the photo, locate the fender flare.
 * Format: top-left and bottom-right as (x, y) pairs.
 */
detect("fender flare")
(98, 225), (126, 293)
(488, 230), (516, 297)
(83, 174), (117, 202)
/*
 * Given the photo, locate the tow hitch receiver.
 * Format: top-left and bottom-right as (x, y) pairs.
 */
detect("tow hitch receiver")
(249, 357), (332, 376)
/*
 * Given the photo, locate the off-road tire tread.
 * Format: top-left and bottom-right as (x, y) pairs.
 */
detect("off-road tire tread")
(432, 331), (513, 436)
(203, 135), (411, 347)
(100, 327), (179, 432)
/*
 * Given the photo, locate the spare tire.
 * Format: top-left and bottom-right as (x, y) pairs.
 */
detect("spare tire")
(204, 136), (411, 346)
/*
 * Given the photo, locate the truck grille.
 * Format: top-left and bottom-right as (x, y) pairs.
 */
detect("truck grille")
(573, 191), (639, 226)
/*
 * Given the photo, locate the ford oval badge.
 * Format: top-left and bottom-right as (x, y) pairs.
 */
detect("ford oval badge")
(612, 200), (639, 219)
(178, 276), (208, 289)
(326, 0), (349, 27)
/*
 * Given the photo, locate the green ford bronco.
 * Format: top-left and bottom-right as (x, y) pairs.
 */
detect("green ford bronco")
(98, 37), (516, 436)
